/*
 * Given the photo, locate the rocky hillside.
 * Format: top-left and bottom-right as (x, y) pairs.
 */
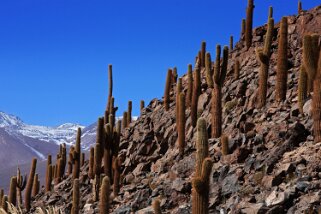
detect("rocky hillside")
(31, 4), (321, 214)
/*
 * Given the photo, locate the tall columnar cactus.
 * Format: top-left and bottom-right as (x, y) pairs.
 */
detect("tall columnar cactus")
(178, 92), (186, 156)
(93, 143), (102, 201)
(96, 117), (105, 157)
(298, 0), (302, 14)
(2, 195), (8, 212)
(88, 147), (95, 179)
(212, 45), (229, 138)
(104, 124), (112, 180)
(16, 167), (26, 206)
(221, 135), (229, 155)
(106, 64), (113, 123)
(172, 67), (178, 84)
(276, 17), (288, 102)
(46, 164), (53, 192)
(8, 176), (17, 206)
(32, 174), (39, 197)
(127, 101), (132, 125)
(164, 69), (172, 111)
(201, 41), (206, 67)
(68, 146), (74, 176)
(72, 128), (82, 179)
(191, 64), (201, 127)
(152, 199), (162, 214)
(303, 34), (321, 142)
(245, 0), (254, 49)
(71, 178), (80, 214)
(99, 176), (110, 214)
(176, 78), (182, 130)
(25, 158), (37, 212)
(256, 18), (274, 108)
(0, 189), (3, 208)
(113, 157), (121, 196)
(298, 65), (308, 114)
(205, 52), (213, 88)
(303, 34), (320, 88)
(140, 100), (145, 115)
(186, 64), (193, 108)
(122, 112), (128, 129)
(230, 36), (234, 51)
(192, 118), (213, 214)
(55, 158), (64, 184)
(241, 19), (246, 38)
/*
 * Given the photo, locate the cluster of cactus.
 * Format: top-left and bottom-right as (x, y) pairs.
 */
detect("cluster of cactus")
(302, 34), (321, 142)
(256, 15), (274, 108)
(53, 144), (67, 184)
(245, 0), (255, 49)
(212, 45), (229, 138)
(192, 118), (213, 214)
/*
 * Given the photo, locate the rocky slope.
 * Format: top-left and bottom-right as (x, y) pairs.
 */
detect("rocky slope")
(31, 5), (321, 214)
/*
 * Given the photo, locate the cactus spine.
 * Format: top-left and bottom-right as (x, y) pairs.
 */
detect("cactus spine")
(298, 65), (308, 114)
(205, 52), (213, 88)
(8, 176), (17, 206)
(127, 101), (132, 125)
(164, 69), (172, 111)
(176, 78), (183, 130)
(212, 45), (229, 138)
(140, 100), (145, 115)
(152, 199), (162, 214)
(72, 128), (82, 179)
(25, 158), (37, 212)
(276, 17), (288, 102)
(178, 92), (186, 156)
(257, 17), (274, 108)
(191, 64), (201, 127)
(99, 176), (110, 214)
(71, 178), (80, 214)
(32, 173), (39, 197)
(245, 0), (254, 49)
(16, 167), (26, 206)
(192, 118), (213, 214)
(186, 64), (193, 108)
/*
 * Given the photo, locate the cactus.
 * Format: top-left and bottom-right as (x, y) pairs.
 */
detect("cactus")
(71, 179), (80, 214)
(16, 167), (26, 206)
(164, 69), (172, 111)
(96, 117), (105, 157)
(25, 158), (37, 212)
(72, 128), (82, 179)
(127, 101), (132, 125)
(99, 176), (110, 214)
(256, 18), (274, 108)
(234, 59), (240, 80)
(303, 34), (320, 82)
(186, 64), (193, 108)
(276, 17), (288, 102)
(212, 45), (229, 138)
(192, 118), (213, 214)
(32, 174), (39, 197)
(313, 52), (321, 143)
(152, 199), (162, 214)
(268, 6), (273, 18)
(178, 92), (186, 156)
(55, 158), (64, 184)
(200, 41), (206, 67)
(191, 64), (201, 127)
(245, 0), (254, 49)
(298, 65), (308, 114)
(113, 157), (121, 196)
(94, 143), (102, 178)
(205, 52), (213, 88)
(0, 189), (3, 208)
(241, 19), (246, 38)
(8, 176), (17, 206)
(46, 164), (53, 192)
(230, 36), (233, 51)
(298, 0), (302, 14)
(104, 124), (112, 180)
(176, 78), (182, 131)
(105, 64), (113, 122)
(172, 67), (178, 83)
(2, 195), (8, 212)
(140, 100), (145, 115)
(88, 147), (95, 179)
(122, 112), (128, 129)
(68, 146), (74, 176)
(221, 135), (229, 155)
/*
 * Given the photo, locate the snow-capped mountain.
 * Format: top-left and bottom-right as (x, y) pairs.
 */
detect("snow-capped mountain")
(0, 111), (84, 146)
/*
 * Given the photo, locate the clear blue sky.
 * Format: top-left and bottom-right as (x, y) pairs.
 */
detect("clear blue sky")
(0, 0), (318, 126)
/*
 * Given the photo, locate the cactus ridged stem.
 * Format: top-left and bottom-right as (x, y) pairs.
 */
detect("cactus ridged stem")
(178, 93), (186, 156)
(88, 147), (95, 179)
(127, 101), (132, 125)
(113, 157), (121, 196)
(298, 66), (308, 114)
(71, 179), (80, 214)
(164, 69), (173, 111)
(312, 50), (321, 143)
(205, 52), (213, 88)
(191, 65), (201, 127)
(201, 41), (206, 67)
(140, 100), (145, 115)
(8, 176), (17, 206)
(25, 158), (37, 212)
(153, 199), (162, 214)
(245, 0), (254, 49)
(72, 128), (82, 179)
(99, 176), (110, 214)
(186, 64), (193, 108)
(176, 78), (183, 130)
